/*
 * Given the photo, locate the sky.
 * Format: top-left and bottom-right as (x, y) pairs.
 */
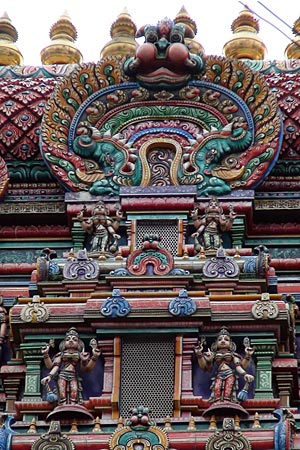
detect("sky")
(2, 0), (300, 65)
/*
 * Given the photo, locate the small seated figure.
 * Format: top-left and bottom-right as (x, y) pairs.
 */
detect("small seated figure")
(194, 327), (254, 405)
(41, 328), (101, 405)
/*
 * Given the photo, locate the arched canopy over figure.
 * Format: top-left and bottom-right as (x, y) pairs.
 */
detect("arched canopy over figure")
(191, 197), (236, 253)
(41, 327), (101, 405)
(194, 327), (254, 405)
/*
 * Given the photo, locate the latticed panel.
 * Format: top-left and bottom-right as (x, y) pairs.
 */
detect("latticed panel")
(120, 335), (175, 419)
(136, 220), (178, 255)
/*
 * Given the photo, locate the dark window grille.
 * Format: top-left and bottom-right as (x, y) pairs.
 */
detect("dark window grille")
(120, 335), (175, 419)
(136, 220), (178, 255)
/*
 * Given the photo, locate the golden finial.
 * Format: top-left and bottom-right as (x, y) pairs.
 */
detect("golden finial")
(234, 415), (240, 430)
(183, 247), (189, 259)
(234, 247), (241, 259)
(164, 415), (172, 431)
(40, 11), (82, 64)
(252, 412), (261, 429)
(208, 414), (217, 431)
(70, 419), (78, 433)
(0, 11), (23, 65)
(67, 249), (75, 260)
(187, 416), (196, 431)
(100, 8), (138, 59)
(117, 416), (124, 428)
(115, 250), (123, 261)
(223, 7), (267, 59)
(285, 17), (300, 59)
(99, 251), (107, 261)
(93, 416), (102, 432)
(174, 5), (205, 56)
(199, 247), (206, 259)
(27, 418), (37, 434)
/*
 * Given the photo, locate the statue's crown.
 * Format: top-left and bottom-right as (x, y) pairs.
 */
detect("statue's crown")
(217, 326), (231, 337)
(66, 327), (78, 337)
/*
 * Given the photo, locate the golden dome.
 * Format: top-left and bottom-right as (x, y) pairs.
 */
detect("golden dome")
(100, 8), (138, 59)
(174, 5), (205, 56)
(285, 17), (300, 59)
(223, 7), (267, 60)
(40, 11), (82, 65)
(0, 11), (23, 65)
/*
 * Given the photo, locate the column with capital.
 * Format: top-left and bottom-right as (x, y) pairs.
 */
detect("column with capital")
(251, 338), (277, 399)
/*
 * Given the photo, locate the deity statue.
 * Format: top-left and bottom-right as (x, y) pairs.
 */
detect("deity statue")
(0, 298), (7, 363)
(41, 328), (101, 405)
(194, 328), (254, 406)
(191, 198), (236, 253)
(77, 202), (123, 254)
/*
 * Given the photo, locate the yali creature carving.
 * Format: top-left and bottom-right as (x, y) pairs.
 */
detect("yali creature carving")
(124, 18), (205, 89)
(72, 120), (252, 197)
(40, 23), (282, 198)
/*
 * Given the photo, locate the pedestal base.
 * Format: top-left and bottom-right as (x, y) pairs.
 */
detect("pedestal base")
(47, 404), (94, 421)
(203, 401), (249, 419)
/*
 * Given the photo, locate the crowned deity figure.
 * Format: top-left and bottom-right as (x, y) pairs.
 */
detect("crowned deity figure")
(41, 328), (101, 406)
(77, 202), (123, 254)
(194, 327), (254, 416)
(191, 198), (236, 254)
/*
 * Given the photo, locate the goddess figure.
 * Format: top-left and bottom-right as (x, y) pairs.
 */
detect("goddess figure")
(194, 327), (254, 404)
(0, 299), (7, 363)
(77, 202), (122, 254)
(41, 328), (101, 405)
(191, 198), (236, 252)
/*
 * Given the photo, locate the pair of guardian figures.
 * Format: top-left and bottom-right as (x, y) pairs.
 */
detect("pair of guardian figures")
(77, 197), (235, 255)
(41, 327), (254, 407)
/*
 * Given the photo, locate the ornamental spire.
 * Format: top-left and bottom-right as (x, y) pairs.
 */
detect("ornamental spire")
(285, 16), (300, 59)
(174, 5), (205, 55)
(0, 11), (23, 65)
(223, 7), (267, 60)
(100, 8), (138, 59)
(40, 10), (83, 65)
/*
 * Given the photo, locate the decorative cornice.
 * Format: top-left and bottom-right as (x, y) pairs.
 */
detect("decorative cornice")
(7, 161), (54, 183)
(0, 203), (65, 214)
(269, 160), (300, 176)
(254, 199), (300, 210)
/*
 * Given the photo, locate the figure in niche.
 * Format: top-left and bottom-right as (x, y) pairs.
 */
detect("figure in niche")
(191, 197), (236, 253)
(41, 328), (101, 405)
(77, 202), (123, 254)
(0, 298), (7, 363)
(194, 327), (254, 409)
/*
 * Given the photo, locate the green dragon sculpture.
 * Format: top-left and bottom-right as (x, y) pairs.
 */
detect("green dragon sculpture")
(73, 120), (252, 196)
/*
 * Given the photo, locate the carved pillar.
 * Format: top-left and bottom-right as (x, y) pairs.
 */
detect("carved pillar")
(1, 370), (25, 413)
(251, 339), (277, 399)
(178, 219), (188, 256)
(181, 337), (195, 397)
(173, 336), (182, 417)
(127, 219), (136, 252)
(71, 220), (86, 251)
(112, 337), (121, 419)
(275, 373), (293, 407)
(231, 216), (245, 248)
(20, 343), (44, 400)
(97, 338), (115, 419)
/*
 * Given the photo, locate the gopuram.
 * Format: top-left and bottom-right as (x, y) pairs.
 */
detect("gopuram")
(0, 5), (299, 450)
